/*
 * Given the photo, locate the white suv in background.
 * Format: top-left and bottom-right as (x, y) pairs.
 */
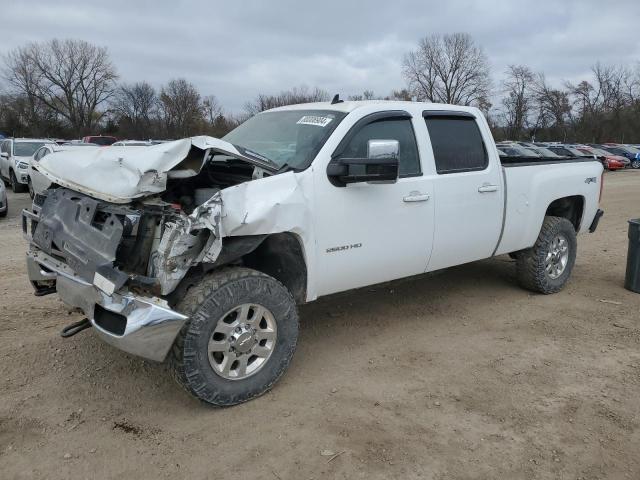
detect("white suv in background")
(0, 138), (55, 193)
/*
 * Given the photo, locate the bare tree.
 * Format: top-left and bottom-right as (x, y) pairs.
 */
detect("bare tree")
(244, 86), (329, 116)
(567, 63), (629, 142)
(111, 81), (157, 138)
(201, 94), (233, 137)
(348, 89), (377, 101)
(402, 33), (491, 106)
(202, 95), (223, 124)
(501, 65), (534, 139)
(159, 78), (203, 137)
(3, 39), (118, 134)
(529, 74), (572, 141)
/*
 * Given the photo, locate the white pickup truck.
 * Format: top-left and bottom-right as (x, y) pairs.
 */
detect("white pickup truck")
(23, 101), (604, 406)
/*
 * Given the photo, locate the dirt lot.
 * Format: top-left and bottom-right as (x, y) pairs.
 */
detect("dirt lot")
(1, 172), (640, 480)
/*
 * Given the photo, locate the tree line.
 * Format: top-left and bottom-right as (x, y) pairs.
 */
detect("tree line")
(1, 36), (639, 143)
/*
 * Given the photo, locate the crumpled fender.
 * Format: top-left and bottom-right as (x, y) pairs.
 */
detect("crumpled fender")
(220, 172), (311, 237)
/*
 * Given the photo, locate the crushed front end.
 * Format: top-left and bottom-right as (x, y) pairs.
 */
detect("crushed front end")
(22, 187), (223, 361)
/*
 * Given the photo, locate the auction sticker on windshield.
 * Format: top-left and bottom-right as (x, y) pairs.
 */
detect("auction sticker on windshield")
(297, 115), (333, 127)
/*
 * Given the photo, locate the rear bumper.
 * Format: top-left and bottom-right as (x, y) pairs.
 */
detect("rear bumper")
(26, 247), (188, 362)
(589, 209), (604, 233)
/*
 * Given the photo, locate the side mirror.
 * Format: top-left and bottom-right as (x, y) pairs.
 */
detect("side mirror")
(0, 152), (8, 159)
(327, 139), (399, 187)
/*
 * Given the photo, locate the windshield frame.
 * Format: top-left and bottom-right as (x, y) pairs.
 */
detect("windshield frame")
(223, 109), (348, 172)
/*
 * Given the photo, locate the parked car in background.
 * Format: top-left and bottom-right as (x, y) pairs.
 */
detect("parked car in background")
(526, 146), (563, 158)
(575, 146), (629, 171)
(29, 143), (101, 199)
(496, 143), (542, 158)
(81, 135), (117, 146)
(0, 178), (7, 218)
(546, 145), (593, 158)
(111, 140), (152, 146)
(598, 144), (640, 168)
(0, 138), (56, 193)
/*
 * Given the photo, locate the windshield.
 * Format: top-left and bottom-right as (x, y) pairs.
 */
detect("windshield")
(223, 109), (348, 170)
(534, 147), (560, 157)
(583, 148), (607, 156)
(621, 146), (640, 153)
(566, 147), (587, 156)
(500, 145), (538, 157)
(14, 142), (49, 157)
(88, 136), (116, 146)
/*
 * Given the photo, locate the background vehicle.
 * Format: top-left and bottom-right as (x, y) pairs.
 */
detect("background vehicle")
(598, 144), (640, 168)
(0, 178), (7, 217)
(81, 135), (117, 146)
(111, 140), (152, 146)
(496, 143), (541, 158)
(576, 146), (628, 170)
(0, 138), (56, 193)
(546, 145), (593, 158)
(24, 101), (604, 406)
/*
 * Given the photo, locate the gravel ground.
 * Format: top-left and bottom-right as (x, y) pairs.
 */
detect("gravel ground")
(1, 171), (639, 480)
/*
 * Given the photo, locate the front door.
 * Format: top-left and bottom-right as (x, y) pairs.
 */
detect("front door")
(313, 112), (435, 297)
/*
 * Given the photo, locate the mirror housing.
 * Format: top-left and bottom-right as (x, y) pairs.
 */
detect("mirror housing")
(327, 139), (399, 187)
(0, 152), (8, 159)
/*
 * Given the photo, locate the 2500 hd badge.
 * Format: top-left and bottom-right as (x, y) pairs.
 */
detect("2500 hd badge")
(326, 243), (363, 253)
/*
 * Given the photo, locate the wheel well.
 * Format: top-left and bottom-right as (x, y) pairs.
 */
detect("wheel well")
(545, 196), (584, 231)
(241, 232), (308, 304)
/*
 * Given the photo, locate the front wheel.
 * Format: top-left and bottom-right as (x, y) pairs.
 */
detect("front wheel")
(516, 216), (577, 294)
(169, 267), (299, 406)
(10, 171), (26, 193)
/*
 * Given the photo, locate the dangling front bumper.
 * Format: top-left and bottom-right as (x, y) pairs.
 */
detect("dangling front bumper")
(24, 212), (188, 362)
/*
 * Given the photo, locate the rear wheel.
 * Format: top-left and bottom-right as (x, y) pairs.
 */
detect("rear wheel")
(169, 267), (299, 406)
(516, 216), (577, 294)
(631, 160), (640, 169)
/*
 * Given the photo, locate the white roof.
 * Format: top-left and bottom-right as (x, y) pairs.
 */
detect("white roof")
(13, 138), (56, 143)
(267, 100), (478, 115)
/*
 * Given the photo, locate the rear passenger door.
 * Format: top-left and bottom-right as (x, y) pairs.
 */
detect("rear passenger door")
(423, 111), (504, 271)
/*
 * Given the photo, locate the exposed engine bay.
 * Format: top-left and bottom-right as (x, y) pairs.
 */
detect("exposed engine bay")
(29, 156), (263, 299)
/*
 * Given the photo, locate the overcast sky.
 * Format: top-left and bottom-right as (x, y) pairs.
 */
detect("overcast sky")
(1, 0), (639, 113)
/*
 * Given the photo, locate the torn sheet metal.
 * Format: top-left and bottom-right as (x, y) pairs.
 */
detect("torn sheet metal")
(221, 172), (311, 237)
(35, 136), (276, 204)
(150, 192), (224, 295)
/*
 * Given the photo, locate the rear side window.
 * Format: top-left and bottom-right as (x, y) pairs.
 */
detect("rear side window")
(424, 116), (487, 174)
(340, 118), (421, 177)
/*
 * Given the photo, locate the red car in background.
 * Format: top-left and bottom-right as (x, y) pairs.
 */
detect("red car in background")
(576, 146), (629, 171)
(81, 135), (117, 146)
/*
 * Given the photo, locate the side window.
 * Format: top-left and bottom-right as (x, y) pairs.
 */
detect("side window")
(341, 118), (421, 177)
(424, 116), (488, 174)
(0, 141), (8, 154)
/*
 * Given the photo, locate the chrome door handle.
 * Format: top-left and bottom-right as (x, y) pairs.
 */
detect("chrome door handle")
(403, 192), (430, 202)
(478, 184), (499, 193)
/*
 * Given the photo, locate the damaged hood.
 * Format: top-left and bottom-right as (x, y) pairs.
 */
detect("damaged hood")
(35, 136), (277, 203)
